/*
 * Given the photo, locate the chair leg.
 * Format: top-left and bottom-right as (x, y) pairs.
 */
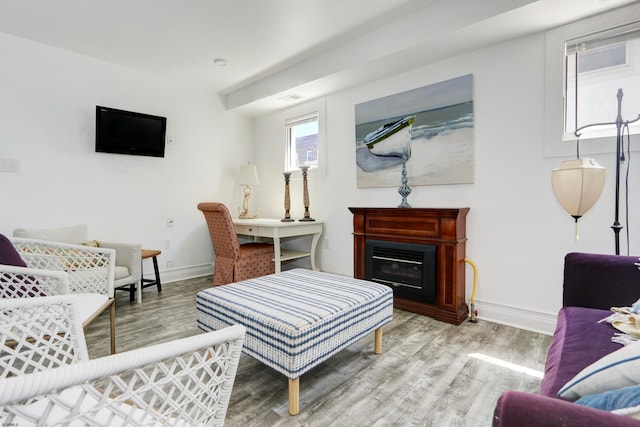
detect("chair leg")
(152, 255), (162, 292)
(139, 255), (162, 298)
(114, 284), (136, 302)
(109, 300), (116, 354)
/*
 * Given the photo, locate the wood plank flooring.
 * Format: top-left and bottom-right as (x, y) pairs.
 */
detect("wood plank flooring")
(85, 275), (552, 427)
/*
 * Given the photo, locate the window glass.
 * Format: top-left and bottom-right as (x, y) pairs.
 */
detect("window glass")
(564, 22), (640, 139)
(285, 113), (319, 171)
(577, 43), (625, 73)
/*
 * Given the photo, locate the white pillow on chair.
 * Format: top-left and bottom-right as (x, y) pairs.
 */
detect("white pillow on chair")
(13, 225), (88, 244)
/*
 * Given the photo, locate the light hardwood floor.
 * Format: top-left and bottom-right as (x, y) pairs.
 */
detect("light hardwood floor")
(85, 275), (552, 427)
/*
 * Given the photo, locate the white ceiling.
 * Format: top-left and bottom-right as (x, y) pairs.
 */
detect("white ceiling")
(0, 0), (636, 116)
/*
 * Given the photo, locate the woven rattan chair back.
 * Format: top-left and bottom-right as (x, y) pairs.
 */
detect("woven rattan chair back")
(0, 295), (245, 426)
(0, 265), (70, 298)
(4, 238), (118, 353)
(0, 296), (89, 379)
(12, 238), (115, 295)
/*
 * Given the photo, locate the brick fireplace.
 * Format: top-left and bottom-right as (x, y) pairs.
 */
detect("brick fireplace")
(349, 207), (469, 325)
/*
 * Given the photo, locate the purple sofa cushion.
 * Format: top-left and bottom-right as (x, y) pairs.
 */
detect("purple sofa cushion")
(0, 233), (27, 267)
(564, 253), (640, 310)
(540, 306), (623, 398)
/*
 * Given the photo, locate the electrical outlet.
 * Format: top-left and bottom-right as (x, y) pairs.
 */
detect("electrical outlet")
(166, 260), (173, 268)
(323, 238), (330, 250)
(166, 218), (174, 227)
(163, 240), (171, 249)
(0, 158), (19, 173)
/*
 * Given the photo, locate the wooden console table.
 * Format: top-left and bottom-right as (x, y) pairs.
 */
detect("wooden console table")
(349, 207), (469, 325)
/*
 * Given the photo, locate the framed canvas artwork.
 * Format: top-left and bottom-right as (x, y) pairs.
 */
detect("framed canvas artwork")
(355, 74), (474, 188)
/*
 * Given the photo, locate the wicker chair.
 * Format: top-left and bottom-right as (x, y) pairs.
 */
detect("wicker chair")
(0, 296), (245, 426)
(13, 224), (142, 303)
(0, 235), (118, 353)
(198, 202), (275, 285)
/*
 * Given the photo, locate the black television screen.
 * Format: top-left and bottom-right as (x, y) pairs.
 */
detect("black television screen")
(95, 106), (167, 157)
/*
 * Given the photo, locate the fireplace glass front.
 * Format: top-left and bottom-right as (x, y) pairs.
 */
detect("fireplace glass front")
(364, 239), (436, 303)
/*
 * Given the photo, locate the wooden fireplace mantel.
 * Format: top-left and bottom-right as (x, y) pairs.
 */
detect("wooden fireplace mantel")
(349, 207), (469, 325)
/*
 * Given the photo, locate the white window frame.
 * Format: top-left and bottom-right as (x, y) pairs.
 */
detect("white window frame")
(285, 112), (319, 170)
(544, 3), (640, 158)
(282, 99), (326, 175)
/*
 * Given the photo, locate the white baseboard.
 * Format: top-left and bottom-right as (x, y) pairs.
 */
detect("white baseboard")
(148, 263), (213, 285)
(472, 299), (557, 336)
(149, 265), (558, 336)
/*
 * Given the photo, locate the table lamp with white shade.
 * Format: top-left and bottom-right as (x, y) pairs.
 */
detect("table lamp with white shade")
(239, 162), (260, 219)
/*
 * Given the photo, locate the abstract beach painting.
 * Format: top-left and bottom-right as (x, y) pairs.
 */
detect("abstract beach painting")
(355, 74), (474, 188)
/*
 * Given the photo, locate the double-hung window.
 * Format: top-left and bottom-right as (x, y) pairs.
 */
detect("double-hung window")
(285, 112), (319, 171)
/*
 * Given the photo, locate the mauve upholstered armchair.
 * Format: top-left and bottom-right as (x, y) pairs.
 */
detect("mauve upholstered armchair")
(198, 202), (275, 285)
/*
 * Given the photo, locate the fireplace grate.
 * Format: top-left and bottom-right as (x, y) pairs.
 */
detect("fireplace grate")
(372, 246), (423, 264)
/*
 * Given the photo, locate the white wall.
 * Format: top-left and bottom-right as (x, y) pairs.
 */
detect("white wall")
(253, 31), (640, 335)
(2, 21), (636, 334)
(0, 32), (253, 281)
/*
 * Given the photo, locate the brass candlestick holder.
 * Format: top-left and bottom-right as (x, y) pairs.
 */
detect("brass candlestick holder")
(281, 172), (294, 222)
(299, 166), (315, 221)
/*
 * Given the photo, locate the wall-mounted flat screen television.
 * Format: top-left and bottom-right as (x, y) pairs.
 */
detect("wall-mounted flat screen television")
(95, 106), (167, 157)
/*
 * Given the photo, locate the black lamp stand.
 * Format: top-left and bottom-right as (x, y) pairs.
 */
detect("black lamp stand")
(574, 89), (640, 255)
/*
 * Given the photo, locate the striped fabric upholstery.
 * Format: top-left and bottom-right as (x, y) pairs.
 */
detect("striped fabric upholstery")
(196, 268), (393, 379)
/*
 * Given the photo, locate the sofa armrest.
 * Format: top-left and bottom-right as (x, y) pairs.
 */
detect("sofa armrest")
(99, 241), (142, 283)
(493, 391), (640, 427)
(563, 252), (640, 309)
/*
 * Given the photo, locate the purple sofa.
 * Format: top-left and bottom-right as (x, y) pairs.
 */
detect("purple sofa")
(493, 252), (640, 427)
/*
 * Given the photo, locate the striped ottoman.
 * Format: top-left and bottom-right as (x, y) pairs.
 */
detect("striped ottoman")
(195, 268), (393, 415)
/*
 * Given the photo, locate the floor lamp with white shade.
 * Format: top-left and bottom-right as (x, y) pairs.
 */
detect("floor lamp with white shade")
(552, 89), (640, 254)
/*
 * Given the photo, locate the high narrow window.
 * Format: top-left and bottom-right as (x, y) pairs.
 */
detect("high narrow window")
(285, 112), (319, 171)
(564, 22), (640, 140)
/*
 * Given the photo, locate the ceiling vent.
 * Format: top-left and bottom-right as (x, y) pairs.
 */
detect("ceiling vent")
(278, 94), (303, 102)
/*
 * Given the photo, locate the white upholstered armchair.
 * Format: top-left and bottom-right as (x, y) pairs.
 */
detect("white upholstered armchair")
(13, 224), (142, 301)
(0, 296), (245, 426)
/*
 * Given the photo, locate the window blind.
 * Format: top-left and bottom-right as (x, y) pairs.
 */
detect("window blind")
(566, 21), (640, 54)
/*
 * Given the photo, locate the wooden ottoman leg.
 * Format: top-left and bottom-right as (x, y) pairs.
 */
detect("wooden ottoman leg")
(289, 378), (300, 415)
(374, 327), (383, 354)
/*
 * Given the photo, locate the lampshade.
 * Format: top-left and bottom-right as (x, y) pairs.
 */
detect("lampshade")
(552, 158), (606, 220)
(239, 162), (260, 186)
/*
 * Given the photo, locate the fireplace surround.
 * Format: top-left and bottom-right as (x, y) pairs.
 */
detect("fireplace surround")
(349, 207), (469, 325)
